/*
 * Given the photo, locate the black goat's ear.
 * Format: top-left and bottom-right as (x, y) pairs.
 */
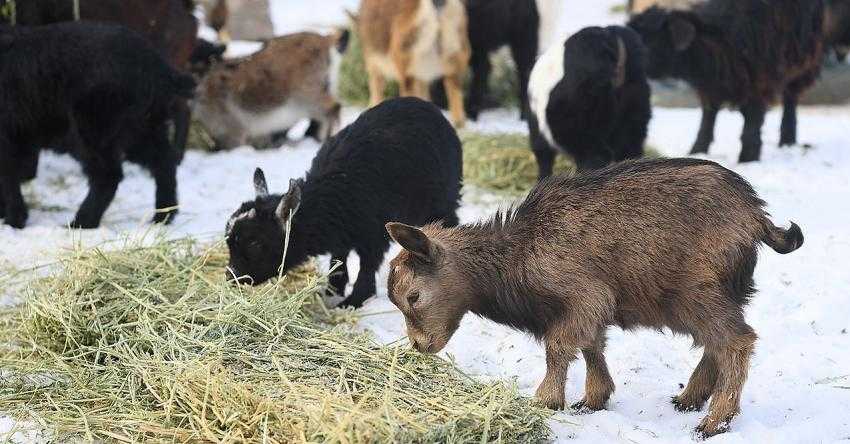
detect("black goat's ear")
(386, 223), (433, 261)
(669, 17), (696, 52)
(336, 28), (351, 54)
(254, 168), (269, 198)
(275, 179), (303, 221)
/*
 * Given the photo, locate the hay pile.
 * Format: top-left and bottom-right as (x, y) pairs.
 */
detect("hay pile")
(462, 132), (575, 195)
(0, 238), (550, 443)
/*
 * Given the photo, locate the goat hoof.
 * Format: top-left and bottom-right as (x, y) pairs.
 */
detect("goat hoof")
(779, 138), (797, 147)
(671, 395), (704, 413)
(337, 297), (363, 309)
(152, 209), (178, 225)
(3, 212), (27, 229)
(571, 399), (606, 414)
(69, 218), (99, 229)
(695, 414), (732, 439)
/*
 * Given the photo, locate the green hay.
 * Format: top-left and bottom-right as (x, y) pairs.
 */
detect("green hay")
(338, 30), (399, 106)
(462, 131), (662, 195)
(0, 238), (550, 443)
(339, 30), (519, 108)
(462, 132), (574, 195)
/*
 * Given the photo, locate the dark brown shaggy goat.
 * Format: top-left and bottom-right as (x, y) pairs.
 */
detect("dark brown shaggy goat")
(628, 0), (825, 162)
(4, 0), (199, 156)
(384, 158), (803, 438)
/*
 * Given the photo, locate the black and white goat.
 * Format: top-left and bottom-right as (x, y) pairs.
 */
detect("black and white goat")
(528, 26), (651, 178)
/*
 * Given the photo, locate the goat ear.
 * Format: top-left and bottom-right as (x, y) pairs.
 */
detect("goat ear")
(669, 17), (696, 52)
(386, 223), (433, 260)
(253, 168), (269, 198)
(336, 29), (351, 54)
(275, 179), (303, 221)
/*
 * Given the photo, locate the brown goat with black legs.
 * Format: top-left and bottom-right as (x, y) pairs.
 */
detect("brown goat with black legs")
(385, 158), (803, 438)
(628, 0), (825, 163)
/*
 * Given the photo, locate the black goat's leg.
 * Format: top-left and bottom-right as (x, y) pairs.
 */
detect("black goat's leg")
(691, 99), (719, 155)
(739, 101), (767, 163)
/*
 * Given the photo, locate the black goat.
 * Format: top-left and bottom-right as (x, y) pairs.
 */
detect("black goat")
(527, 26), (651, 178)
(224, 97), (463, 309)
(629, 1), (825, 162)
(0, 23), (195, 229)
(431, 0), (558, 120)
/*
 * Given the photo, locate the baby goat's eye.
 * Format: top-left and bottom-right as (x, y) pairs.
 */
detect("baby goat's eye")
(407, 292), (420, 305)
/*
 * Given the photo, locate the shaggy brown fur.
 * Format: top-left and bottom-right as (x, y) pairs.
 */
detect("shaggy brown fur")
(354, 0), (471, 127)
(193, 31), (348, 149)
(385, 158), (803, 438)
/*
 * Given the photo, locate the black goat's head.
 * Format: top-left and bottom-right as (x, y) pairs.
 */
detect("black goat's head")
(628, 6), (696, 79)
(225, 168), (303, 285)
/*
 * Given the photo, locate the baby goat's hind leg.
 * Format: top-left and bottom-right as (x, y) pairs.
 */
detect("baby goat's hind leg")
(672, 350), (717, 412)
(696, 324), (757, 438)
(572, 331), (616, 413)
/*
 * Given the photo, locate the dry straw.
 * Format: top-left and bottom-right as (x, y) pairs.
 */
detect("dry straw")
(0, 237), (550, 443)
(462, 131), (662, 195)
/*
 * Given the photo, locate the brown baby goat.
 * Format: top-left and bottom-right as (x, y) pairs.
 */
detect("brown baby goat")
(385, 158), (803, 438)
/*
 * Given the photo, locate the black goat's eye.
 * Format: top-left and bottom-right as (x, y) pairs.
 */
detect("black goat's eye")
(407, 292), (420, 305)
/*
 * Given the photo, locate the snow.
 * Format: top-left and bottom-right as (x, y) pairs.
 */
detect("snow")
(2, 1), (849, 443)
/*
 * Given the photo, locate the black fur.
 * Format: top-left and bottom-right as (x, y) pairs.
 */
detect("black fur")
(0, 23), (194, 228)
(431, 0), (543, 120)
(225, 97), (463, 308)
(189, 38), (226, 78)
(628, 0), (825, 162)
(1, 0), (199, 159)
(529, 26), (651, 178)
(826, 0), (850, 60)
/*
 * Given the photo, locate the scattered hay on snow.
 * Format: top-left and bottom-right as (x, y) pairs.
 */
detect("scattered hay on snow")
(462, 131), (663, 196)
(0, 238), (550, 443)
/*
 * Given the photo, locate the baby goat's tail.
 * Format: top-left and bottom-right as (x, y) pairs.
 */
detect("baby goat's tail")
(763, 221), (804, 254)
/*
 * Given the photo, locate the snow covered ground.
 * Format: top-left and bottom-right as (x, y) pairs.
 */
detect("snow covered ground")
(2, 1), (849, 443)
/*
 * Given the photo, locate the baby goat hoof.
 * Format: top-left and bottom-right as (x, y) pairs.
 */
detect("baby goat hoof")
(571, 399), (606, 414)
(152, 210), (177, 225)
(336, 297), (363, 309)
(694, 415), (732, 439)
(533, 394), (565, 411)
(671, 396), (705, 413)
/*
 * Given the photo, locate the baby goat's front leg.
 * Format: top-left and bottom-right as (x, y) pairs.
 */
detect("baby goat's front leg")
(535, 330), (578, 410)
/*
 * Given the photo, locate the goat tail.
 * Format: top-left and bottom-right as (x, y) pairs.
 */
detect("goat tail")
(763, 220), (804, 254)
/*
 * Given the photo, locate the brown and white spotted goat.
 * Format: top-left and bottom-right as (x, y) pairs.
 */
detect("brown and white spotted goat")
(385, 158), (803, 438)
(193, 30), (349, 150)
(354, 0), (471, 127)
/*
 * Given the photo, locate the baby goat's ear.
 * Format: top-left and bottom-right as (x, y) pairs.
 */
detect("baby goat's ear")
(254, 168), (269, 198)
(386, 223), (433, 261)
(275, 178), (303, 221)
